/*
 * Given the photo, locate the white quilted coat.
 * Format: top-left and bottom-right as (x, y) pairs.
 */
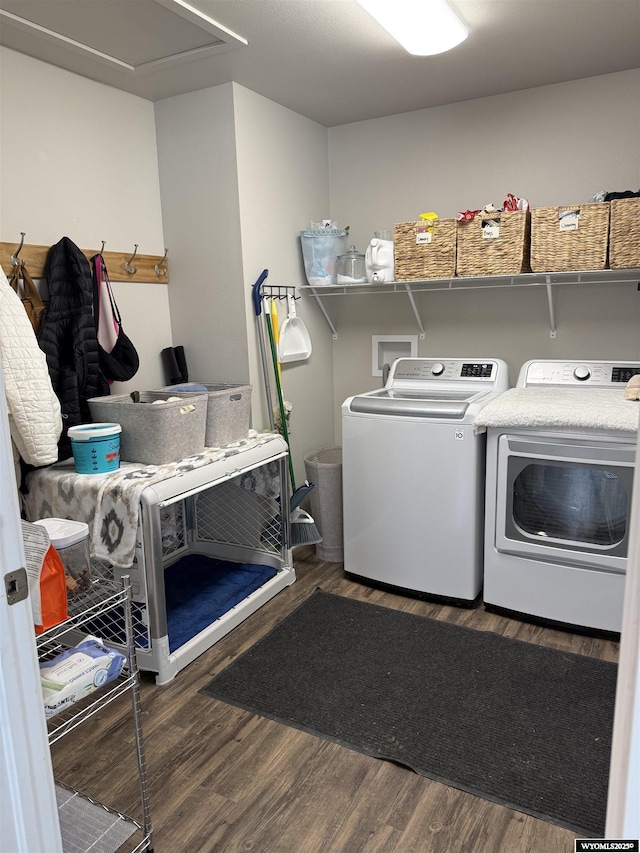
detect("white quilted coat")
(0, 264), (62, 477)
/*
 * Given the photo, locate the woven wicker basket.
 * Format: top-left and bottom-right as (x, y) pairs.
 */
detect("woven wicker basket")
(455, 210), (531, 277)
(394, 219), (457, 280)
(530, 203), (609, 272)
(609, 198), (640, 270)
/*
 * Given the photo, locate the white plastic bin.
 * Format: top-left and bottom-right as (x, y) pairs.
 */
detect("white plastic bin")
(33, 517), (92, 597)
(304, 446), (343, 562)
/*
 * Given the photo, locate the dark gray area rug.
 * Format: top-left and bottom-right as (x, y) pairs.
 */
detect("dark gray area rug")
(200, 588), (617, 836)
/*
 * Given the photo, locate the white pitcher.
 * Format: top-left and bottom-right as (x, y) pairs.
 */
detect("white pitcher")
(365, 231), (395, 283)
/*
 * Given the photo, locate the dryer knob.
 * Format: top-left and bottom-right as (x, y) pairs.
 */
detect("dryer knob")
(431, 362), (445, 376)
(573, 365), (591, 381)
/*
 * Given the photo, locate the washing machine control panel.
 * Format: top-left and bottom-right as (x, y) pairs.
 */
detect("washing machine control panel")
(392, 359), (500, 382)
(520, 360), (640, 388)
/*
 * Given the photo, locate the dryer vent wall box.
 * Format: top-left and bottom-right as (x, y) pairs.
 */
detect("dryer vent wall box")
(372, 336), (417, 377)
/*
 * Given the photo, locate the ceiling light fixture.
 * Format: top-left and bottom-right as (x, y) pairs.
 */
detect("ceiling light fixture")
(356, 0), (468, 56)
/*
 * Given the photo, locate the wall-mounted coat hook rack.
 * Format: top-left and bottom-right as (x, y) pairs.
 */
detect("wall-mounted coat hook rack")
(11, 232), (25, 267)
(154, 248), (168, 277)
(125, 244), (138, 275)
(0, 239), (170, 283)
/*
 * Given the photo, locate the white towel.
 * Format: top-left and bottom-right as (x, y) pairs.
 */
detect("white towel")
(473, 388), (640, 434)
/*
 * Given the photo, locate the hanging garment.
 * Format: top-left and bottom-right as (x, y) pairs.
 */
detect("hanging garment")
(37, 237), (109, 460)
(0, 263), (62, 484)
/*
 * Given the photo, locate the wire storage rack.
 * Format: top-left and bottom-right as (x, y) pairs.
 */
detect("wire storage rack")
(36, 576), (153, 853)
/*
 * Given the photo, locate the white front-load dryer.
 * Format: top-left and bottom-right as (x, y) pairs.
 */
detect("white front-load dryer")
(477, 359), (640, 633)
(342, 357), (509, 603)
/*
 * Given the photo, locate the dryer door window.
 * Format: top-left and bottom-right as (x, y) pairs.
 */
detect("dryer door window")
(494, 434), (635, 572)
(512, 461), (628, 548)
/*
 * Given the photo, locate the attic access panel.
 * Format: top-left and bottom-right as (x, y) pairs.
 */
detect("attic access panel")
(0, 0), (247, 74)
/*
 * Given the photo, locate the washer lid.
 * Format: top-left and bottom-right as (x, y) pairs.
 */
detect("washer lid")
(348, 388), (487, 418)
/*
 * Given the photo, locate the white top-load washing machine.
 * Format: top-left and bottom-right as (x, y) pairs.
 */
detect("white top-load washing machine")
(342, 357), (509, 603)
(476, 359), (640, 634)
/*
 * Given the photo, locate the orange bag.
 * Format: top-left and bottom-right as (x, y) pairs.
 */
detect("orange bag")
(34, 545), (69, 635)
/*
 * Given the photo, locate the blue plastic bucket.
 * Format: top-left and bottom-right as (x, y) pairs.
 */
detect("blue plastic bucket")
(68, 423), (122, 474)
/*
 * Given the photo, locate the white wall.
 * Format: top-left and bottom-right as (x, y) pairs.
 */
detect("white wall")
(154, 83), (248, 385)
(154, 82), (332, 486)
(233, 85), (333, 485)
(329, 71), (640, 250)
(0, 47), (172, 395)
(328, 70), (640, 434)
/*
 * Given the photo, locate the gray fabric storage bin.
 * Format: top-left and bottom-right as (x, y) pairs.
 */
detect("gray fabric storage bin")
(304, 446), (343, 562)
(156, 383), (252, 447)
(88, 392), (208, 465)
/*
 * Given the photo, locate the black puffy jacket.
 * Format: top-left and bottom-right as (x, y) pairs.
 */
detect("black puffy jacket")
(38, 237), (109, 460)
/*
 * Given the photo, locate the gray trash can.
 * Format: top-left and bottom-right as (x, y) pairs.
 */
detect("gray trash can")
(304, 446), (343, 562)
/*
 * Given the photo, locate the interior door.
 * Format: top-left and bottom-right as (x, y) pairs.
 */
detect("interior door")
(606, 427), (640, 837)
(0, 364), (62, 851)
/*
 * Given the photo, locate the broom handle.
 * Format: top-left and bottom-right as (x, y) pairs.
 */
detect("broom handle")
(265, 310), (296, 492)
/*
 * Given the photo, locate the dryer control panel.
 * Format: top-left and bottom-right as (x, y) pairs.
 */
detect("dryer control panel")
(519, 360), (640, 388)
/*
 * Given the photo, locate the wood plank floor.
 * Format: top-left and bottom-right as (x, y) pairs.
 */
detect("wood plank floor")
(51, 547), (620, 853)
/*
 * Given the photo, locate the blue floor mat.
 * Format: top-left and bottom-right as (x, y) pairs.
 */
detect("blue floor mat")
(164, 554), (277, 652)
